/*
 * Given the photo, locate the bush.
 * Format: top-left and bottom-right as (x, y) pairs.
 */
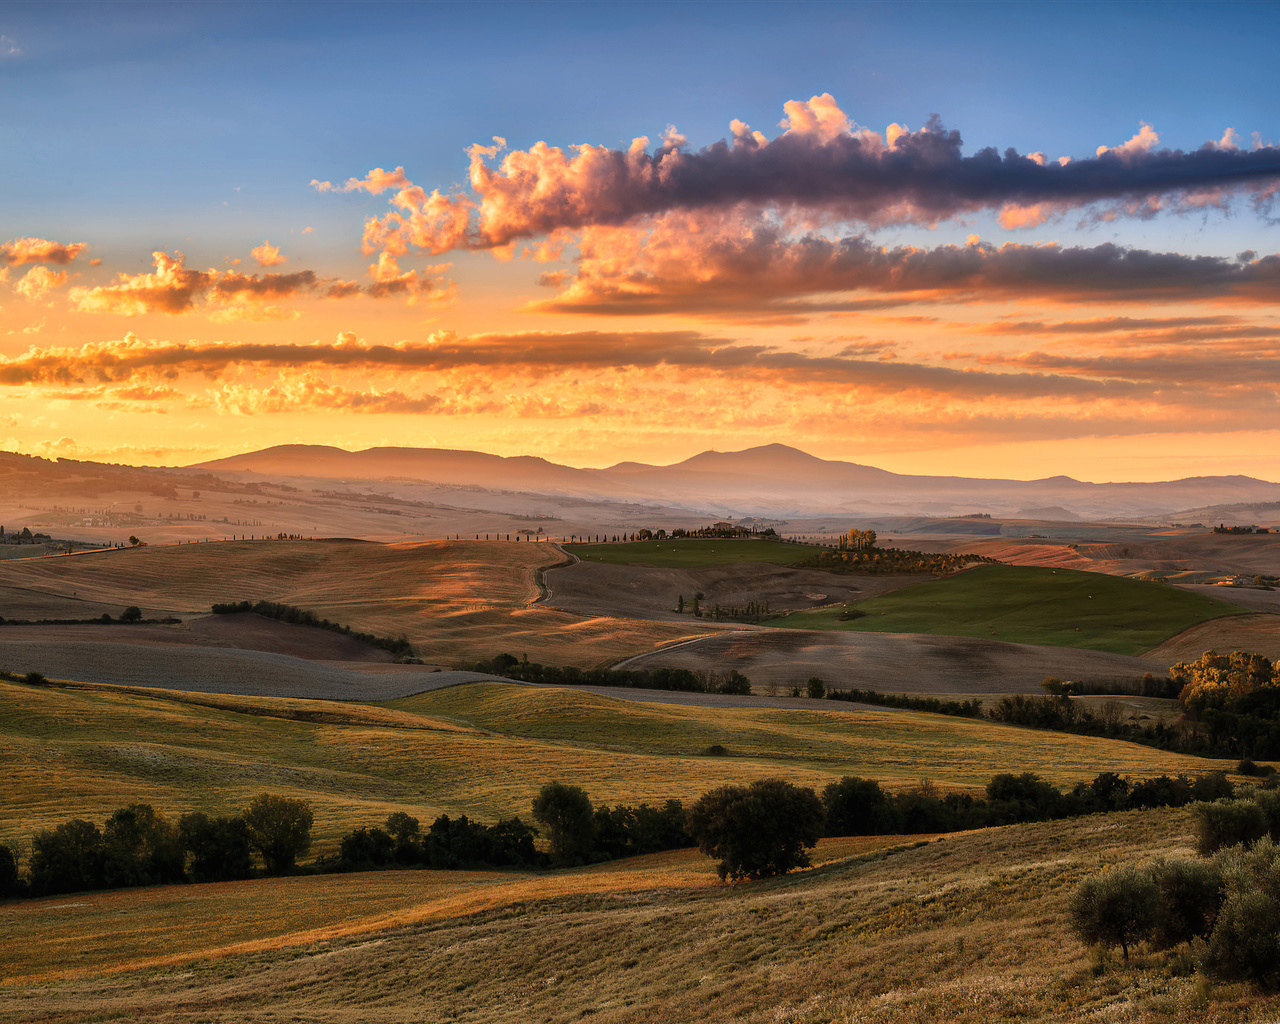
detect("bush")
(1193, 798), (1269, 855)
(1070, 864), (1160, 960)
(1149, 857), (1223, 948)
(687, 778), (825, 882)
(243, 793), (313, 875)
(531, 781), (596, 866)
(22, 671), (46, 686)
(179, 812), (254, 882)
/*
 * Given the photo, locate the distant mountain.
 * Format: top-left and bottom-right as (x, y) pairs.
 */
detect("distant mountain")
(188, 443), (1280, 520)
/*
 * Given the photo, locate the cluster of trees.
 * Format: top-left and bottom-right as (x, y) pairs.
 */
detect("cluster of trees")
(836, 528), (877, 551)
(210, 600), (417, 661)
(676, 594), (772, 623)
(0, 794), (313, 898)
(799, 546), (998, 575)
(463, 654), (753, 695)
(1172, 649), (1280, 715)
(1071, 788), (1280, 988)
(526, 782), (693, 867)
(1212, 524), (1271, 534)
(332, 812), (540, 872)
(993, 652), (1280, 760)
(819, 771), (1235, 838)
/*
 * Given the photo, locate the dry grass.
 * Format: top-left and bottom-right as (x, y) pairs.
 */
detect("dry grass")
(2, 808), (1275, 1022)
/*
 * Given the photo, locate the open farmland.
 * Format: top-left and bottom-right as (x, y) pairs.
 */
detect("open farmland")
(0, 677), (1240, 854)
(0, 539), (703, 667)
(766, 564), (1247, 656)
(3, 806), (1273, 1023)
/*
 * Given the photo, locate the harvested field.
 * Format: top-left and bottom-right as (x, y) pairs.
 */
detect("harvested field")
(0, 539), (702, 667)
(614, 629), (1161, 693)
(1144, 612), (1280, 663)
(1175, 582), (1280, 614)
(542, 558), (923, 621)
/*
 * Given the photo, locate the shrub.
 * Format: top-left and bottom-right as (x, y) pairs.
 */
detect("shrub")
(22, 671), (46, 686)
(1193, 798), (1269, 855)
(531, 781), (596, 866)
(1069, 864), (1160, 960)
(687, 778), (825, 882)
(243, 793), (313, 875)
(1149, 857), (1223, 948)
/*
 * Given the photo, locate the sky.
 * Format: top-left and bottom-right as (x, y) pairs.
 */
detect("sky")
(2, 0), (1280, 482)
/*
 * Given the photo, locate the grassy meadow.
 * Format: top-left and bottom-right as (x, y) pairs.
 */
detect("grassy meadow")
(0, 677), (1241, 856)
(564, 538), (825, 568)
(765, 564), (1245, 656)
(5, 806), (1277, 1022)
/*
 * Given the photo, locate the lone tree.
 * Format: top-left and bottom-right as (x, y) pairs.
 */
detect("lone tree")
(120, 606), (143, 623)
(531, 781), (596, 866)
(687, 778), (825, 881)
(1069, 864), (1160, 961)
(243, 793), (313, 875)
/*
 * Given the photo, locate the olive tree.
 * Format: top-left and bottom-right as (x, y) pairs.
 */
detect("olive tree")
(1069, 864), (1160, 961)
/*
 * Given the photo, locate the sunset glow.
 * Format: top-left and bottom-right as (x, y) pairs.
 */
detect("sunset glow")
(3, 2), (1279, 480)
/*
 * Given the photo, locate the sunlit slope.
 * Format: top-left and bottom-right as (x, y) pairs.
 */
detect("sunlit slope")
(766, 564), (1246, 655)
(0, 539), (700, 666)
(0, 809), (1255, 1024)
(0, 679), (1238, 852)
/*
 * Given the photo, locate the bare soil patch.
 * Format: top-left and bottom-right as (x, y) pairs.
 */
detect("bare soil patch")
(543, 558), (925, 621)
(615, 629), (1160, 694)
(1144, 612), (1280, 663)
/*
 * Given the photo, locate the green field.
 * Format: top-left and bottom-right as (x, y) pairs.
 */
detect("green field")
(564, 537), (824, 568)
(764, 564), (1246, 656)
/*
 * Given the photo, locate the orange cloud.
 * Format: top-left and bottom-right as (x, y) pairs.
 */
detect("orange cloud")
(14, 266), (67, 301)
(66, 250), (441, 319)
(1, 237), (88, 265)
(250, 240), (286, 267)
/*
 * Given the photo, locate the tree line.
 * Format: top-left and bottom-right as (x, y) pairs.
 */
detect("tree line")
(1, 769), (1239, 900)
(462, 654), (753, 695)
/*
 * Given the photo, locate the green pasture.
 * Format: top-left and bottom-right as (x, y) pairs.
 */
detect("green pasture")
(765, 564), (1245, 656)
(0, 678), (1239, 853)
(563, 538), (824, 568)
